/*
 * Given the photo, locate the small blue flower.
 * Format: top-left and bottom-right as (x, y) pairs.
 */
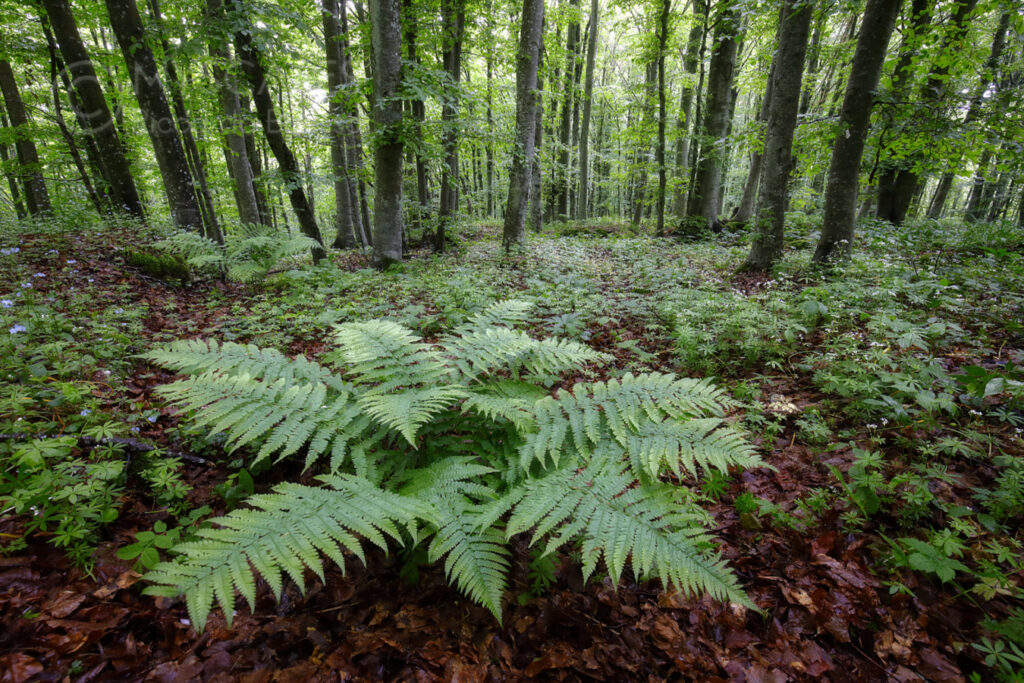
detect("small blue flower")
(130, 426), (140, 433)
(20, 282), (31, 289)
(1, 299), (12, 308)
(33, 273), (45, 278)
(1, 247), (19, 255)
(9, 324), (26, 334)
(80, 409), (91, 416)
(66, 259), (77, 265)
(114, 307), (124, 314)
(147, 415), (158, 423)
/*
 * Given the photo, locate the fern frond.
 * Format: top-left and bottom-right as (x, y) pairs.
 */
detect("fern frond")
(143, 475), (428, 631)
(155, 230), (225, 270)
(451, 300), (535, 335)
(156, 371), (365, 470)
(506, 460), (754, 608)
(357, 385), (469, 445)
(444, 326), (609, 381)
(426, 492), (510, 620)
(334, 320), (447, 387)
(622, 417), (763, 480)
(142, 339), (347, 390)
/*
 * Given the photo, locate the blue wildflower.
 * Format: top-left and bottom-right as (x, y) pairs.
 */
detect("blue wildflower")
(80, 409), (91, 416)
(147, 415), (158, 423)
(1, 299), (12, 308)
(9, 324), (26, 334)
(20, 282), (31, 289)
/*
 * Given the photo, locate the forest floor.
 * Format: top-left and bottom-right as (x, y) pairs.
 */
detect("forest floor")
(1, 215), (1023, 682)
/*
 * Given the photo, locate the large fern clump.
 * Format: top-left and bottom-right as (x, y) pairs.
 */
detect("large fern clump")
(142, 301), (763, 629)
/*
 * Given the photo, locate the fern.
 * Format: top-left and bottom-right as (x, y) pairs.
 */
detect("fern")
(143, 300), (764, 629)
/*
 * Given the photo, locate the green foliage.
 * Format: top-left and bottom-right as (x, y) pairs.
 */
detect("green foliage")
(125, 250), (191, 284)
(142, 301), (762, 630)
(155, 224), (322, 283)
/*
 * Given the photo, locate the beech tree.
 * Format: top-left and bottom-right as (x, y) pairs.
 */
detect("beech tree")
(503, 0), (544, 250)
(369, 0), (404, 267)
(0, 59), (50, 215)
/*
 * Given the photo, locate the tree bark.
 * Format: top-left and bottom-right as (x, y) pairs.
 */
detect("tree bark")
(402, 0), (430, 238)
(146, 0), (222, 243)
(685, 1), (740, 231)
(732, 72), (772, 225)
(436, 0), (466, 252)
(576, 0), (599, 220)
(105, 0), (203, 233)
(369, 0), (404, 267)
(812, 0), (901, 263)
(0, 108), (27, 218)
(0, 60), (51, 215)
(206, 0), (262, 229)
(527, 63), (544, 233)
(672, 0), (705, 218)
(743, 0), (814, 271)
(41, 0), (144, 219)
(554, 0), (580, 221)
(502, 0), (544, 250)
(323, 0), (358, 248)
(226, 0), (326, 261)
(879, 0), (977, 225)
(654, 0), (669, 235)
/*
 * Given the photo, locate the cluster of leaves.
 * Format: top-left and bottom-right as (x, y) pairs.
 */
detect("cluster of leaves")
(141, 301), (763, 630)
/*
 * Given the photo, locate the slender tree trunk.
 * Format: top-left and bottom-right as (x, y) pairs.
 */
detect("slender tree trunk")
(685, 1), (740, 231)
(207, 0), (262, 229)
(485, 21), (495, 218)
(41, 0), (143, 219)
(226, 0), (326, 261)
(798, 10), (824, 116)
(576, 0), (599, 220)
(672, 0), (705, 218)
(555, 1), (580, 221)
(503, 0), (545, 250)
(881, 0), (977, 225)
(654, 0), (669, 235)
(146, 0), (222, 242)
(0, 60), (51, 215)
(743, 0), (814, 271)
(528, 64), (544, 233)
(369, 0), (404, 267)
(436, 0), (466, 252)
(812, 0), (901, 263)
(323, 0), (357, 248)
(0, 109), (27, 218)
(732, 75), (772, 225)
(402, 0), (430, 237)
(105, 0), (203, 233)
(338, 4), (368, 247)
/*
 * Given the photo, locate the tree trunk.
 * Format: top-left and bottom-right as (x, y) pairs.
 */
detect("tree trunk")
(338, 5), (369, 247)
(672, 0), (705, 218)
(654, 0), (669, 235)
(41, 0), (144, 219)
(927, 9), (1010, 221)
(527, 65), (544, 233)
(207, 0), (262, 229)
(576, 0), (599, 220)
(502, 0), (544, 250)
(369, 0), (404, 267)
(485, 19), (495, 218)
(436, 0), (466, 252)
(227, 0), (326, 261)
(146, 0), (222, 243)
(105, 0), (203, 233)
(402, 0), (430, 238)
(812, 0), (900, 263)
(0, 109), (27, 218)
(323, 0), (358, 248)
(733, 58), (776, 225)
(685, 1), (739, 231)
(555, 1), (580, 221)
(743, 0), (814, 271)
(0, 60), (51, 215)
(879, 0), (977, 225)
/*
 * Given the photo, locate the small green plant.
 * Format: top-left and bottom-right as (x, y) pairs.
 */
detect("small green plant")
(117, 506), (211, 570)
(795, 410), (832, 447)
(141, 301), (763, 630)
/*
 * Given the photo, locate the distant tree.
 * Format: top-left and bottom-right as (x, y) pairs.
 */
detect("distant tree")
(503, 0), (545, 250)
(743, 0), (815, 271)
(812, 0), (901, 263)
(0, 59), (51, 215)
(368, 0), (404, 267)
(104, 0), (205, 235)
(41, 0), (144, 219)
